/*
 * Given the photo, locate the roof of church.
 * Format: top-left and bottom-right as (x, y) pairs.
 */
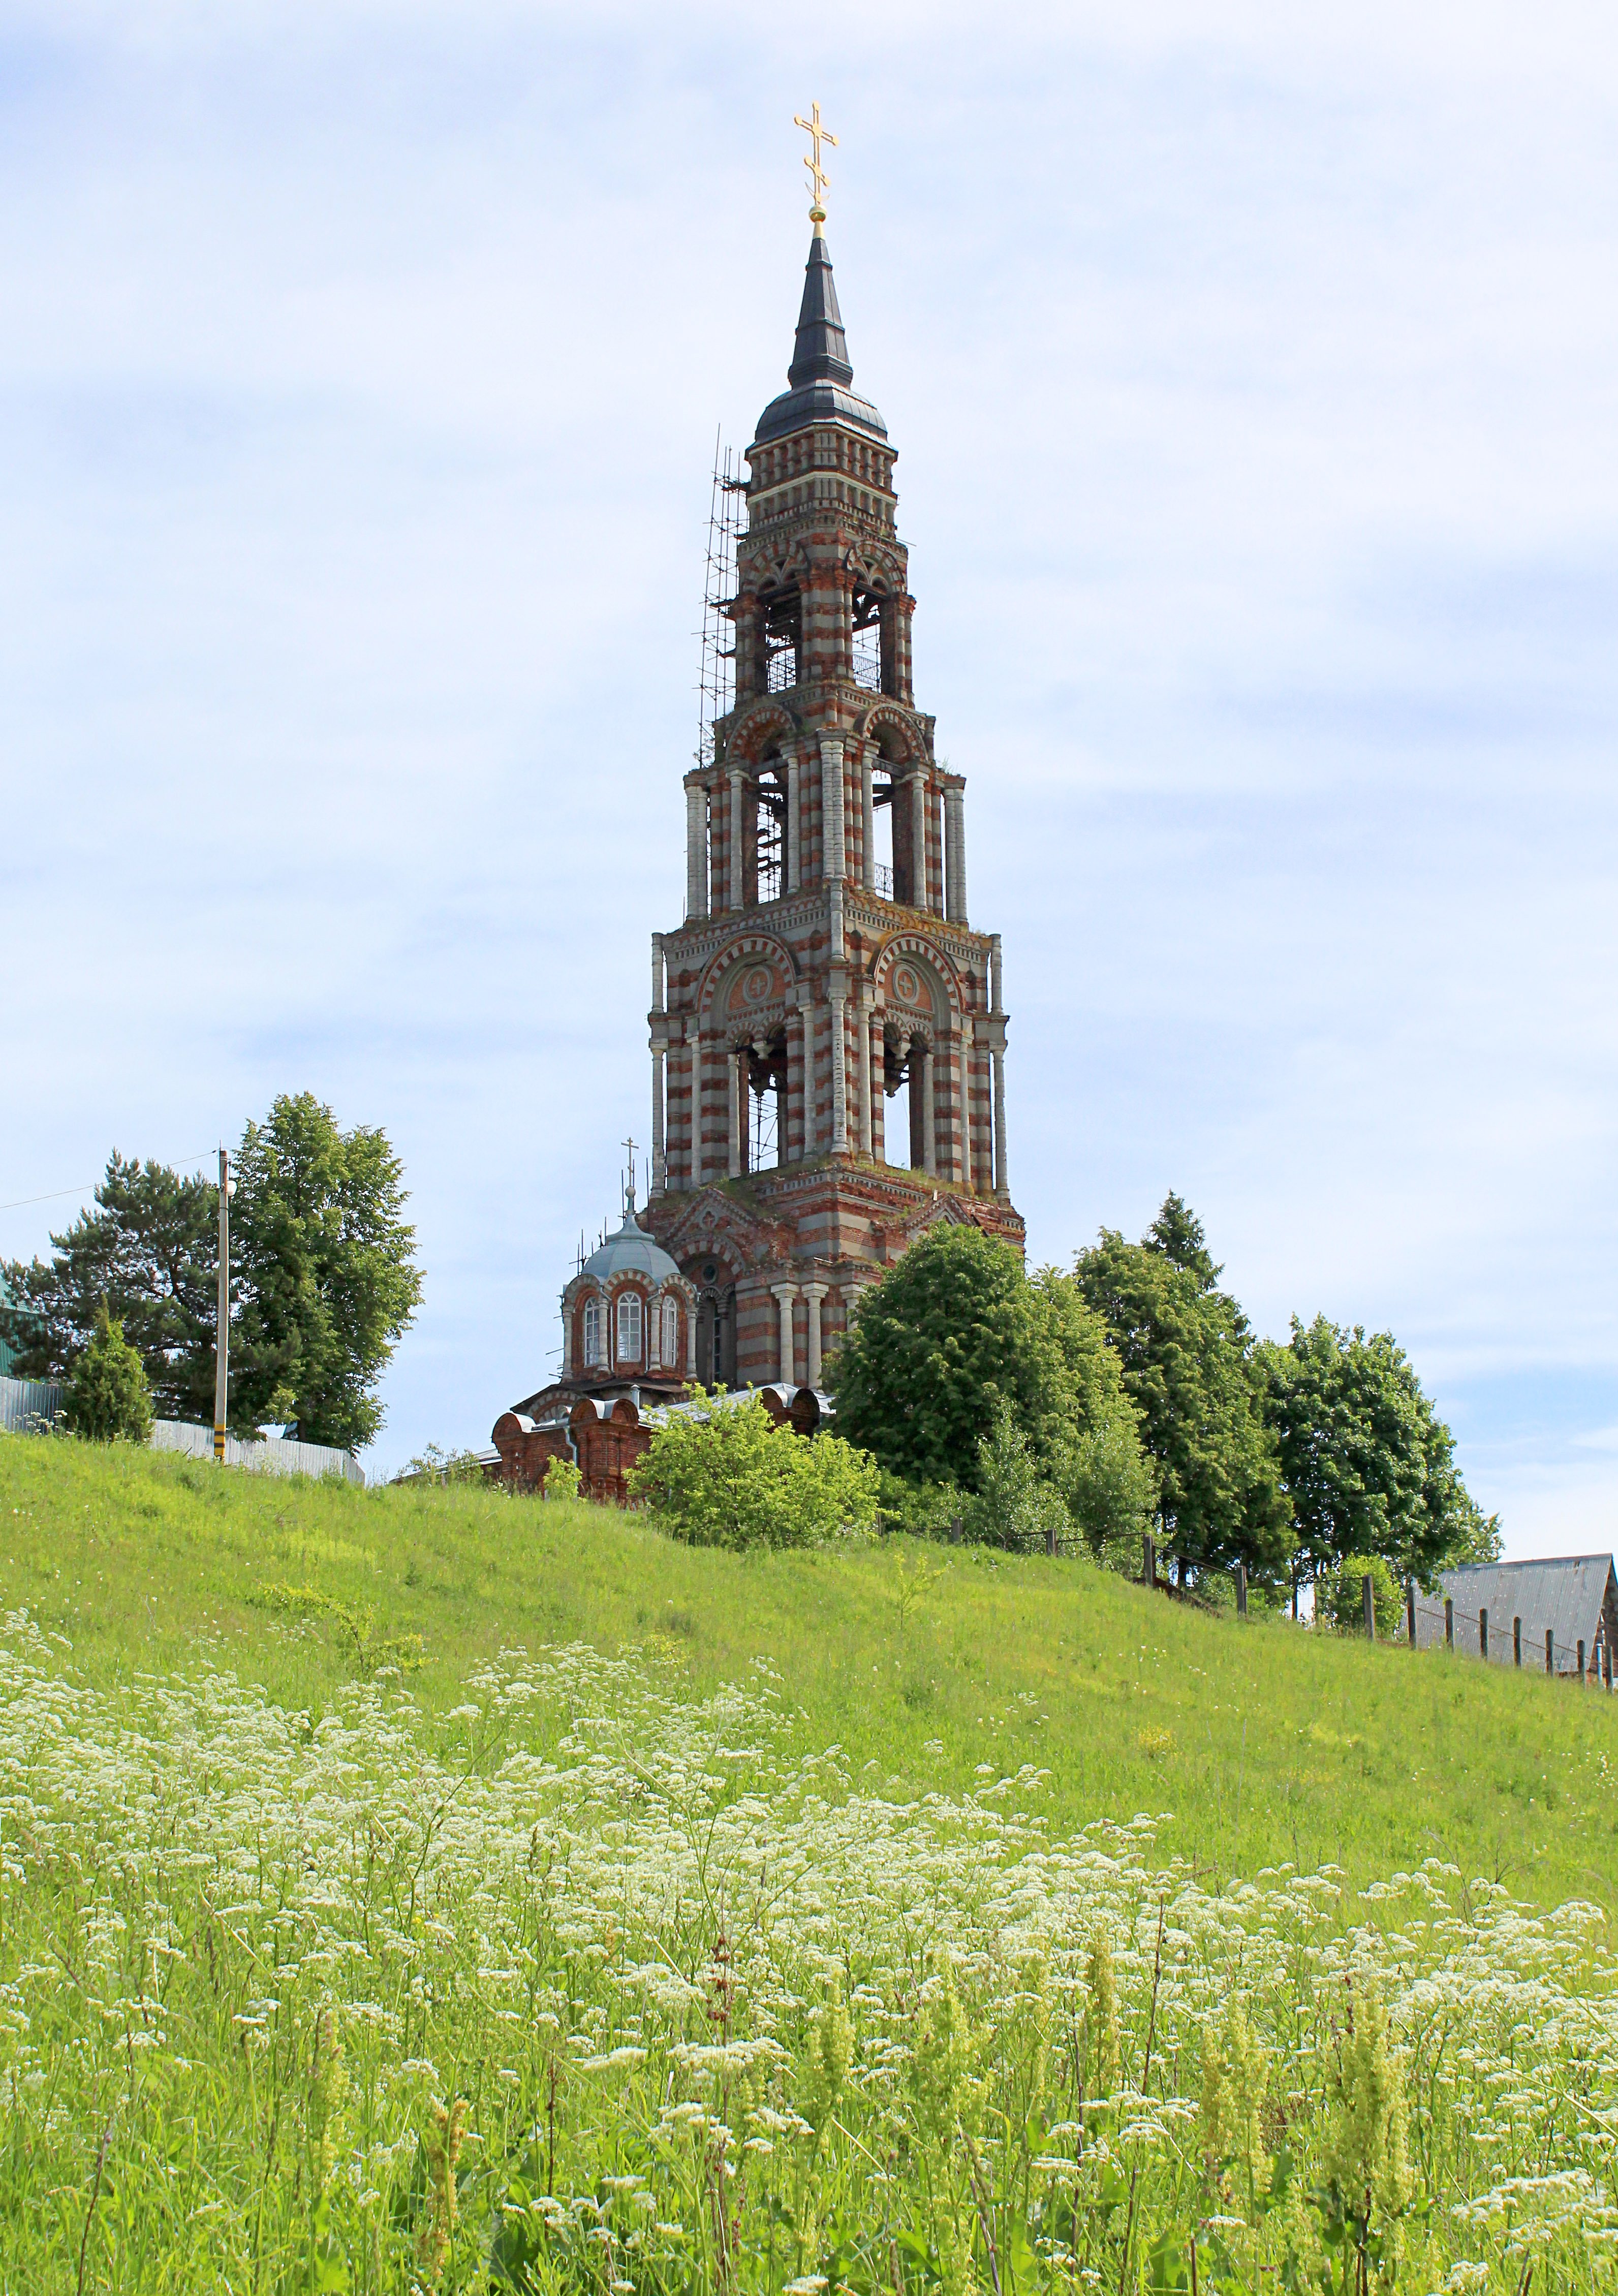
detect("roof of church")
(754, 230), (888, 447)
(580, 1208), (681, 1287)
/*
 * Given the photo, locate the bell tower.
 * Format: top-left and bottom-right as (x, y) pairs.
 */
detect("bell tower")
(643, 118), (1023, 1391)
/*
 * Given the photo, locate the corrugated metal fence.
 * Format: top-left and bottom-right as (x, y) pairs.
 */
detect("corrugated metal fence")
(149, 1420), (363, 1485)
(0, 1378), (362, 1484)
(0, 1376), (63, 1434)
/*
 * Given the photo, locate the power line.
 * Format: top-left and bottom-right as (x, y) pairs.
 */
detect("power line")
(0, 1152), (218, 1218)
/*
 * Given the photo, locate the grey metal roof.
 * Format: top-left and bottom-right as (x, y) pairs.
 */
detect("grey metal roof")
(1411, 1554), (1618, 1668)
(580, 1211), (681, 1287)
(754, 231), (888, 446)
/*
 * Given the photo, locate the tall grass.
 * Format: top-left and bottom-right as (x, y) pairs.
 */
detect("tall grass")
(3, 1436), (1616, 1912)
(2, 1611), (1615, 2292)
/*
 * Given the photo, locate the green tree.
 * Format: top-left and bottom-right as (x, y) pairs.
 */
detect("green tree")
(1257, 1314), (1500, 1591)
(229, 1094), (424, 1451)
(1317, 1552), (1404, 1638)
(1061, 1410), (1160, 1573)
(63, 1299), (154, 1444)
(0, 1155), (220, 1420)
(629, 1388), (879, 1548)
(967, 1409), (1068, 1552)
(830, 1224), (1142, 1493)
(1071, 1197), (1292, 1586)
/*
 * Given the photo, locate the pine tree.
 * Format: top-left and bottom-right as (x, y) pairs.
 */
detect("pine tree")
(64, 1299), (154, 1444)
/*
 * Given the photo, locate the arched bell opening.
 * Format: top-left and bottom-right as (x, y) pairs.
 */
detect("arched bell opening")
(882, 1026), (914, 1172)
(759, 580), (801, 693)
(742, 1027), (788, 1173)
(850, 577), (887, 693)
(750, 755), (786, 904)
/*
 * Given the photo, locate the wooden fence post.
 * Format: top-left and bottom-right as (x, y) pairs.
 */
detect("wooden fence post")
(1445, 1597), (1453, 1648)
(1045, 1522), (1056, 1557)
(1605, 1641), (1613, 1691)
(1578, 1638), (1586, 1682)
(1237, 1561), (1248, 1618)
(1546, 1628), (1555, 1674)
(1143, 1532), (1156, 1589)
(1406, 1582), (1416, 1648)
(1360, 1572), (1374, 1639)
(1513, 1616), (1521, 1667)
(1480, 1607), (1488, 1661)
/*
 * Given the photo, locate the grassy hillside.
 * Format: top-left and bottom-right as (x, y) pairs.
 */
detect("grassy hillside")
(5, 1433), (1618, 2292)
(3, 1431), (1614, 1913)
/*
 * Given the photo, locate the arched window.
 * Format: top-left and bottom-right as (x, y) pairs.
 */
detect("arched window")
(661, 1296), (679, 1370)
(616, 1291), (642, 1361)
(583, 1298), (603, 1367)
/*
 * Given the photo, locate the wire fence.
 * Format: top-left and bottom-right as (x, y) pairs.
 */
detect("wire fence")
(1137, 1531), (1614, 1686)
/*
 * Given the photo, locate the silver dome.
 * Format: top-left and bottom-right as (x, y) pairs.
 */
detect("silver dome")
(581, 1211), (681, 1287)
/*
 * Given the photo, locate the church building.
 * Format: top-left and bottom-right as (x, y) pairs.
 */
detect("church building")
(492, 115), (1022, 1489)
(643, 144), (1022, 1384)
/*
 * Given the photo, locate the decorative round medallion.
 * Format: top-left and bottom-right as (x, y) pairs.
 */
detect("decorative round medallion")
(742, 966), (772, 1005)
(893, 965), (922, 1006)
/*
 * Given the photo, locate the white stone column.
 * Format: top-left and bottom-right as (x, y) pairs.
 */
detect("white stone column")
(830, 992), (848, 1155)
(909, 772), (928, 912)
(728, 769), (745, 910)
(869, 1010), (885, 1161)
(820, 736), (846, 882)
(860, 749), (876, 890)
(561, 1291), (573, 1376)
(785, 749), (800, 893)
(921, 1040), (937, 1175)
(727, 1047), (742, 1179)
(993, 1049), (1009, 1199)
(944, 786), (967, 923)
(771, 1283), (798, 1384)
(685, 782), (708, 920)
(990, 935), (1008, 1199)
(803, 1282), (829, 1387)
(857, 994), (873, 1158)
(959, 1033), (973, 1191)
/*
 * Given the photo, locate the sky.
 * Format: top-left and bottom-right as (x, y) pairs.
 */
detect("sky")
(1, 1), (1614, 1543)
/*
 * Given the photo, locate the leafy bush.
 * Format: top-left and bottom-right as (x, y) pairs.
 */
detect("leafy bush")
(1317, 1552), (1404, 1638)
(1059, 1404), (1160, 1572)
(967, 1410), (1069, 1551)
(629, 1388), (879, 1549)
(875, 1469), (965, 1540)
(398, 1442), (487, 1487)
(62, 1300), (152, 1444)
(541, 1454), (581, 1501)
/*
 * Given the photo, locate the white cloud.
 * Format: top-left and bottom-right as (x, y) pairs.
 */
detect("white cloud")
(1, 2), (1615, 1532)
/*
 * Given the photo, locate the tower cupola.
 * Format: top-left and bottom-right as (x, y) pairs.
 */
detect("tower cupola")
(753, 232), (888, 447)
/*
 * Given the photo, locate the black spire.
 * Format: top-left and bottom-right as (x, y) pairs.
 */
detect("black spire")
(788, 231), (854, 389)
(753, 229), (888, 447)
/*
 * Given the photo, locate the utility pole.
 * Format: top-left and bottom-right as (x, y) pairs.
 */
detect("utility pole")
(213, 1146), (230, 1462)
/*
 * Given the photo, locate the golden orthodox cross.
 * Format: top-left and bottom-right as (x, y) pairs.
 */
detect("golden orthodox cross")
(622, 1137), (638, 1215)
(794, 101), (837, 218)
